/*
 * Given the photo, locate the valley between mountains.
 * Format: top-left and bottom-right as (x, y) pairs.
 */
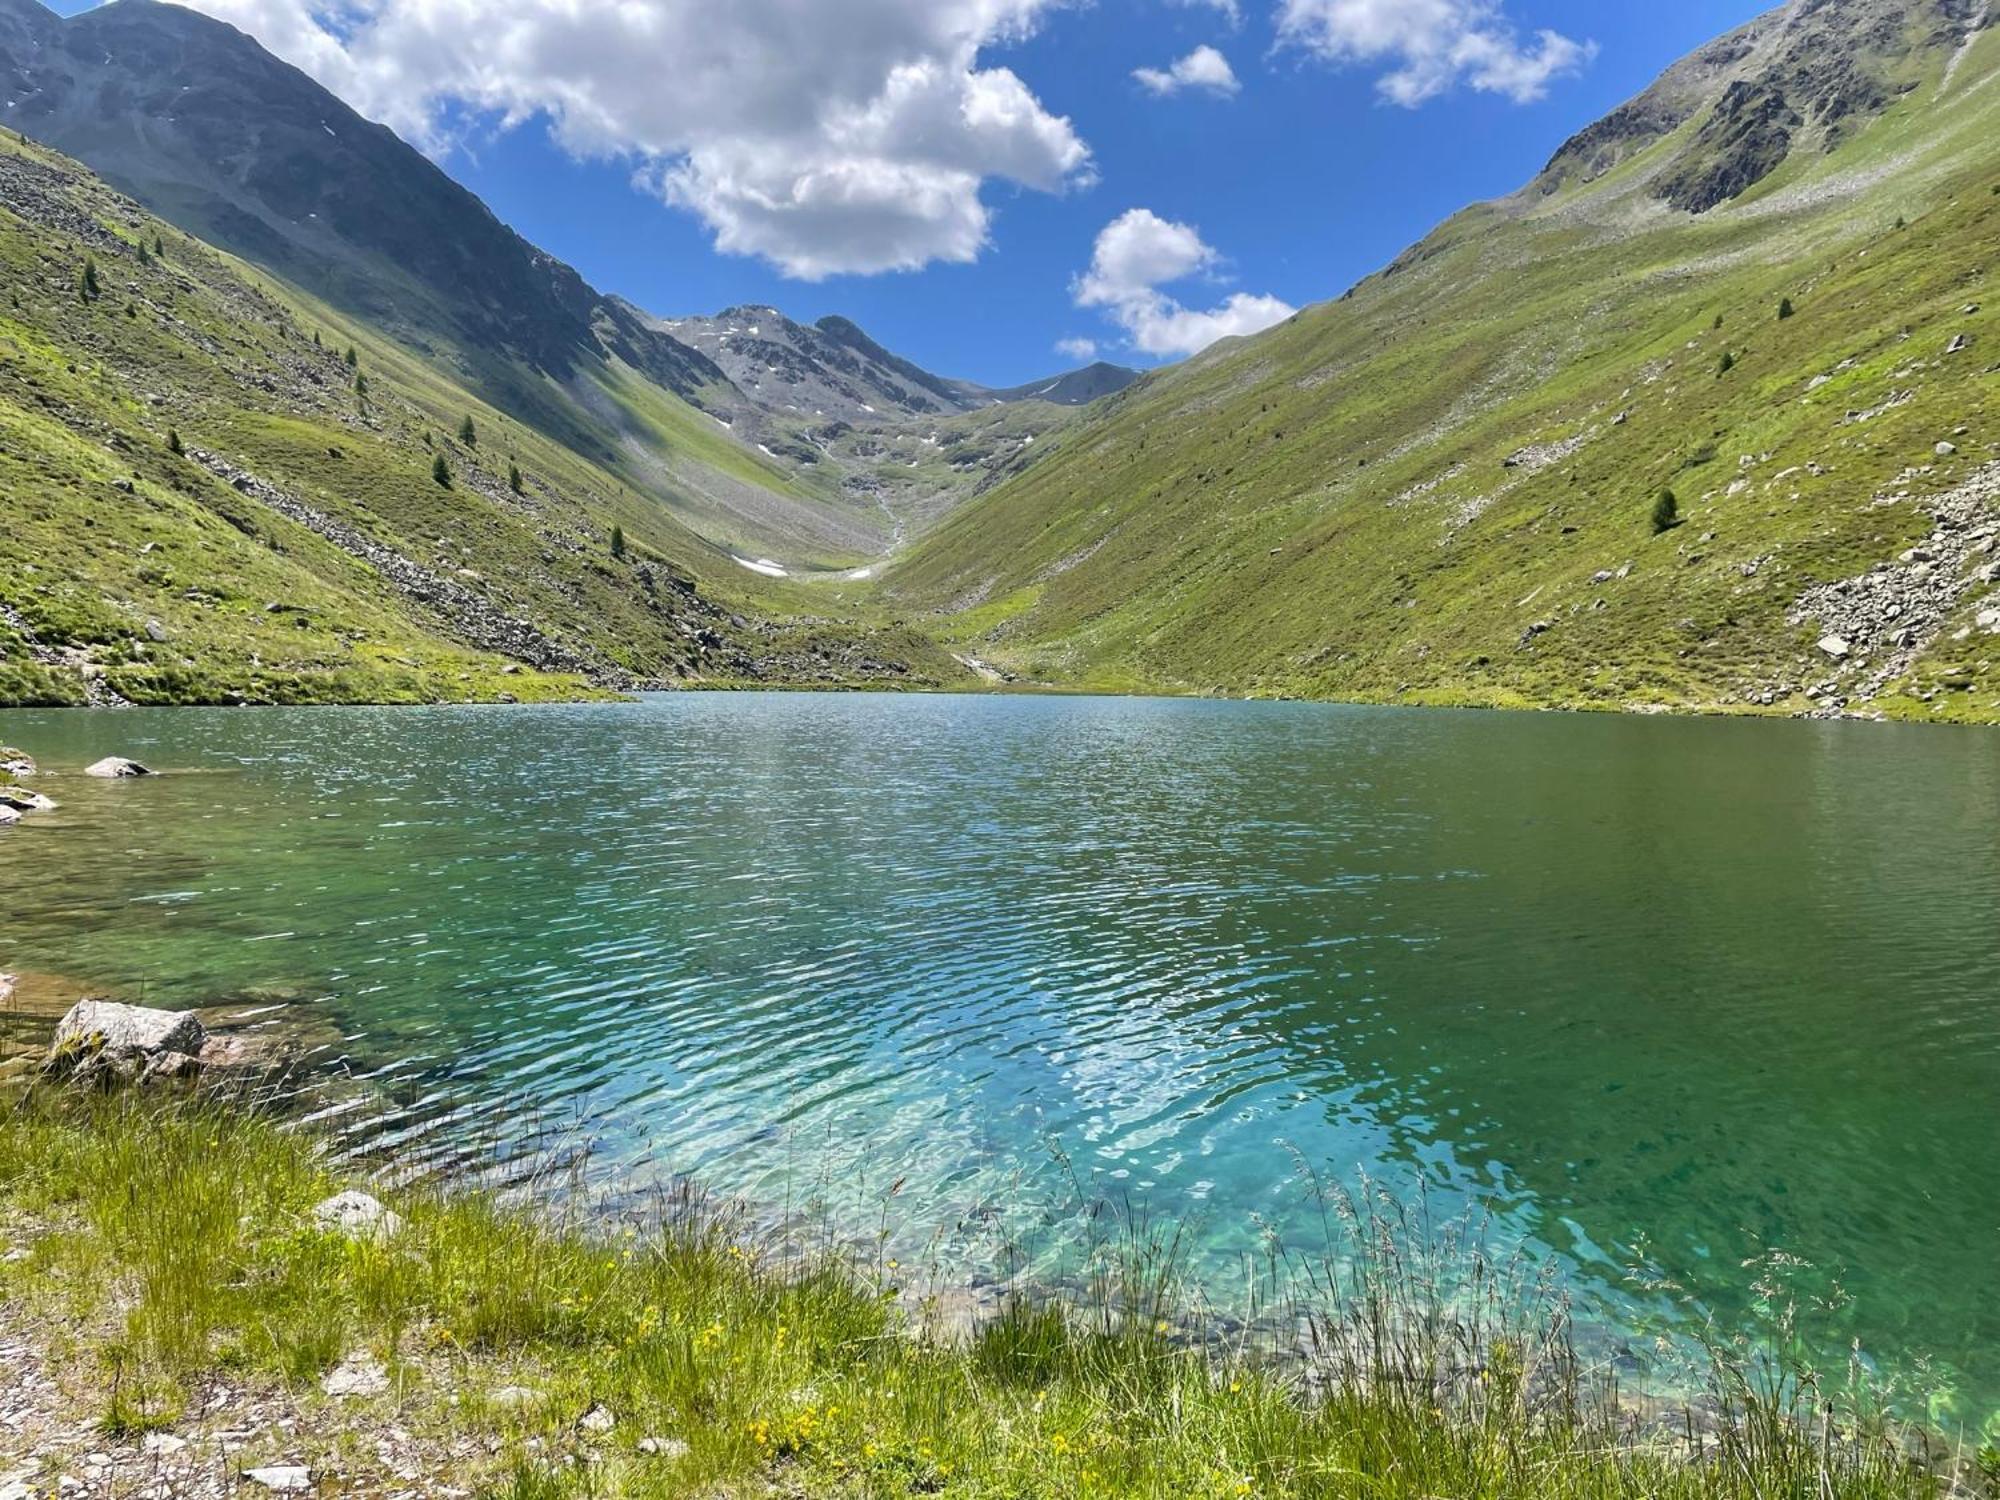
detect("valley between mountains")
(2, 0), (1997, 721)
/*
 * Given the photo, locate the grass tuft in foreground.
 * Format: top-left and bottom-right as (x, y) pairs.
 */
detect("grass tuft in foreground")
(0, 1091), (1973, 1498)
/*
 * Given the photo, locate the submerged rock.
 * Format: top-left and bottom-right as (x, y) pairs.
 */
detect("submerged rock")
(47, 1000), (208, 1085)
(0, 748), (34, 777)
(84, 757), (153, 778)
(0, 787), (56, 814)
(312, 1190), (404, 1242)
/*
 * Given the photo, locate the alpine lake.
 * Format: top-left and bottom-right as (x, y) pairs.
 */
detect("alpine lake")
(4, 694), (1997, 1426)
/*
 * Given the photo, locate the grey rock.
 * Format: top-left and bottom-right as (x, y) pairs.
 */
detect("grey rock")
(489, 1386), (546, 1409)
(321, 1356), (389, 1398)
(1936, 441), (1959, 457)
(144, 618), (169, 643)
(0, 807), (18, 828)
(1817, 635), (1852, 660)
(637, 1437), (689, 1459)
(578, 1403), (616, 1435)
(312, 1191), (404, 1242)
(50, 1001), (207, 1077)
(141, 1050), (203, 1084)
(0, 787), (57, 813)
(84, 757), (153, 778)
(0, 747), (34, 777)
(243, 1466), (313, 1493)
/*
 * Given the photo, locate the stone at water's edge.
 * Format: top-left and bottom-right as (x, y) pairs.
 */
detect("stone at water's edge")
(0, 787), (57, 813)
(83, 757), (153, 778)
(52, 1000), (207, 1058)
(0, 748), (34, 778)
(48, 1000), (208, 1085)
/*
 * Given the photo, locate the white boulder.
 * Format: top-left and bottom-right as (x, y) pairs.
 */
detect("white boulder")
(84, 757), (153, 778)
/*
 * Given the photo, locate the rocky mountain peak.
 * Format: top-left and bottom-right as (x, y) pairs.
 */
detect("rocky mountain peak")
(1537, 0), (1992, 212)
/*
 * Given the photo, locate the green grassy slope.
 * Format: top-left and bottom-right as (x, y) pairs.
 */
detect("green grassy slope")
(0, 137), (969, 706)
(887, 14), (2000, 724)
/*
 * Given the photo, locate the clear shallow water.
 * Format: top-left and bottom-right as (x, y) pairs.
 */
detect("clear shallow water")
(4, 695), (1999, 1419)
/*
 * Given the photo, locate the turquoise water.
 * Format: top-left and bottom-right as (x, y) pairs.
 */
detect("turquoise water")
(3, 695), (1998, 1419)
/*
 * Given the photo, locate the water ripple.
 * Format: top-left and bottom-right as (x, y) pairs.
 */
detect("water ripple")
(3, 695), (1999, 1409)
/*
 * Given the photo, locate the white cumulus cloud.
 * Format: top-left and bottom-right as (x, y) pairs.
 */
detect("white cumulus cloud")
(1056, 336), (1101, 361)
(1169, 0), (1243, 26)
(1134, 45), (1241, 98)
(1075, 208), (1294, 360)
(1276, 0), (1593, 106)
(175, 0), (1093, 280)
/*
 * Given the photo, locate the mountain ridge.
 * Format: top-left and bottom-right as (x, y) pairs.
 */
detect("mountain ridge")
(0, 128), (972, 705)
(0, 0), (1105, 570)
(887, 0), (2000, 724)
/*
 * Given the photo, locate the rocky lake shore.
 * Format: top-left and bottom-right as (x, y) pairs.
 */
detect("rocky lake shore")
(0, 977), (1984, 1500)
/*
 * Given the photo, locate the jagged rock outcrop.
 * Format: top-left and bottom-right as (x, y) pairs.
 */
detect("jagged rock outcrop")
(1537, 0), (1995, 211)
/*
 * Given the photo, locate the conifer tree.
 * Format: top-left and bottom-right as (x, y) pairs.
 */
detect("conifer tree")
(611, 525), (626, 560)
(432, 454), (452, 488)
(460, 415), (477, 446)
(1652, 488), (1679, 535)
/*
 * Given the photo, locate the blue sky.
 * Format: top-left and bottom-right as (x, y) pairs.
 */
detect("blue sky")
(60, 0), (1769, 386)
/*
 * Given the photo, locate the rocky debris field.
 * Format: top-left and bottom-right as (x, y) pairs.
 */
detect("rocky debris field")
(182, 451), (603, 682)
(1789, 459), (2000, 714)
